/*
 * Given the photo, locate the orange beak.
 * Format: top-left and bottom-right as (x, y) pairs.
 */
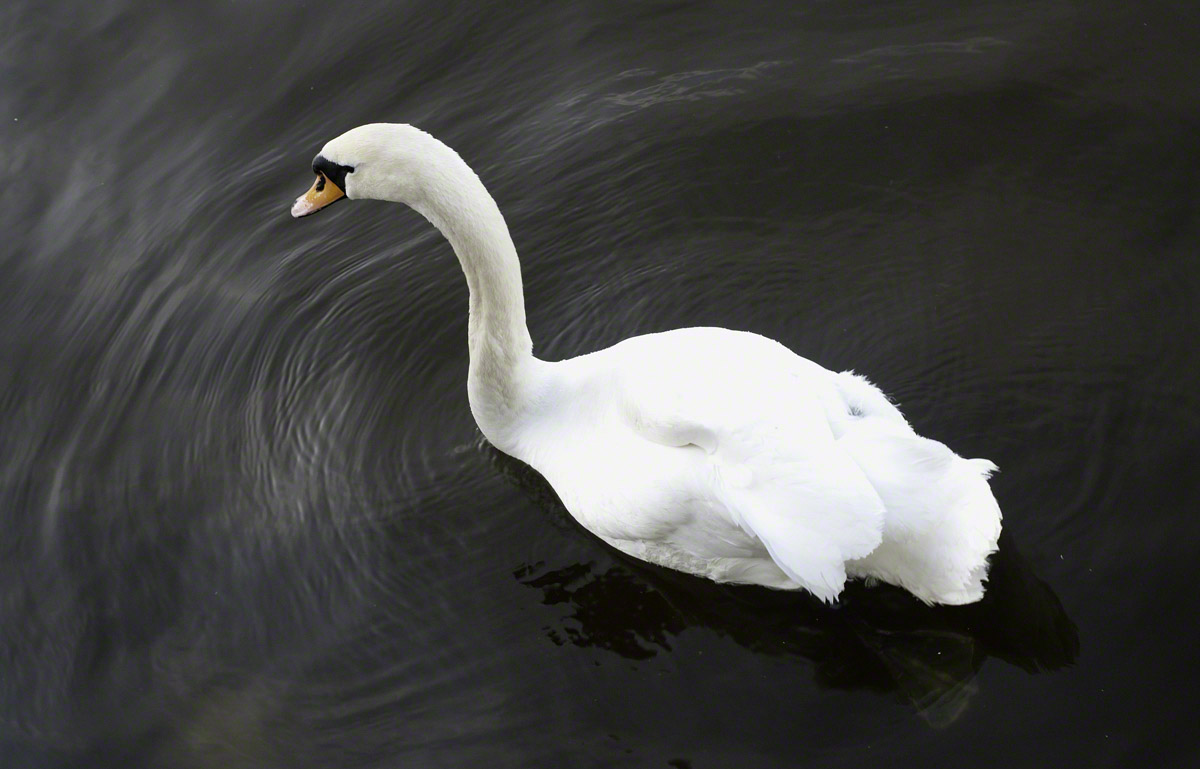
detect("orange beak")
(291, 173), (346, 218)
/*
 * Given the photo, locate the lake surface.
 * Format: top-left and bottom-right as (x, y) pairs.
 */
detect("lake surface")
(3, 1), (1198, 766)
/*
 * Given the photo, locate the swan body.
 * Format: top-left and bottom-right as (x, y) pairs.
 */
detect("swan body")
(292, 123), (1002, 604)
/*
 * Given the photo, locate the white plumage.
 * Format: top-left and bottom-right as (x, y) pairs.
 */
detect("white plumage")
(293, 123), (1002, 604)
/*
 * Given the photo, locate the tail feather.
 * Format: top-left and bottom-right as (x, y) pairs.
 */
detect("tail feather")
(838, 418), (1002, 604)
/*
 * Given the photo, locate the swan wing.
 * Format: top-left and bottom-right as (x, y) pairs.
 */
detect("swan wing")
(614, 329), (887, 600)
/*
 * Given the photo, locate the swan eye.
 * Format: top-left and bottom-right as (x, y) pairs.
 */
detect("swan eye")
(312, 155), (354, 192)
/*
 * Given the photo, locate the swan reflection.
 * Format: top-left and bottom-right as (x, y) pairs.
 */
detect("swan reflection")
(497, 449), (1078, 727)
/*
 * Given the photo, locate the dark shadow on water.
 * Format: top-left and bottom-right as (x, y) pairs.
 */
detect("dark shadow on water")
(491, 447), (1079, 727)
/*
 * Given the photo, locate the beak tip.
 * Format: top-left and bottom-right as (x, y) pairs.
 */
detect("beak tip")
(291, 197), (313, 218)
(291, 174), (346, 219)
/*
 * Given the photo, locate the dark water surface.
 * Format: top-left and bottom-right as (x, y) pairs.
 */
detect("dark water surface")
(4, 1), (1199, 766)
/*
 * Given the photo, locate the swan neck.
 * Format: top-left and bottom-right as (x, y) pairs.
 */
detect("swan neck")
(407, 150), (536, 442)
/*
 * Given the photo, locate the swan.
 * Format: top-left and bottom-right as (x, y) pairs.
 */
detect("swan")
(290, 123), (1002, 604)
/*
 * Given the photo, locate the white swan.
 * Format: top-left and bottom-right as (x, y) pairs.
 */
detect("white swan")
(291, 123), (1002, 604)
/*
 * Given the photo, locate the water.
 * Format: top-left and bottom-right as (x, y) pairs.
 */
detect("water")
(3, 1), (1198, 766)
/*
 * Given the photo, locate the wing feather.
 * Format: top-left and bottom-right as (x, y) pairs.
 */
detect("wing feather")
(616, 330), (886, 600)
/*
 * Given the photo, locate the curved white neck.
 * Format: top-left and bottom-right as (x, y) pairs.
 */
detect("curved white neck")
(404, 147), (538, 445)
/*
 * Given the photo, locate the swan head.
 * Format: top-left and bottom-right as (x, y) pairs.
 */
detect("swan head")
(291, 123), (443, 218)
